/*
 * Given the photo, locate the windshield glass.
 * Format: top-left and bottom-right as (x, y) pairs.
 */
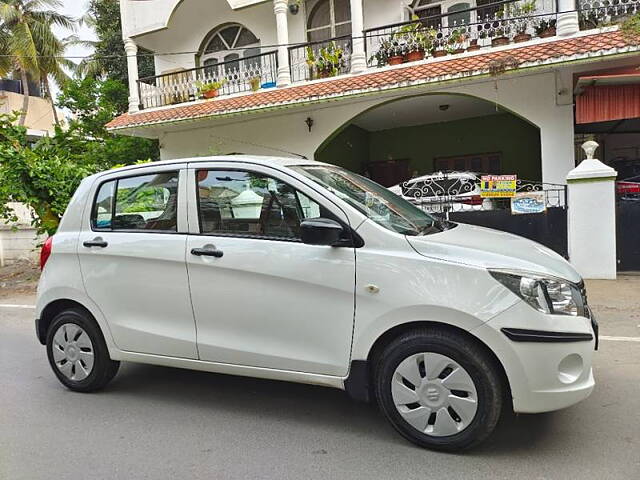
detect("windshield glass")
(291, 165), (438, 236)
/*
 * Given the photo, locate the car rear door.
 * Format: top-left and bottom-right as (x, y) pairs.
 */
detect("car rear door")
(185, 162), (356, 376)
(77, 165), (198, 359)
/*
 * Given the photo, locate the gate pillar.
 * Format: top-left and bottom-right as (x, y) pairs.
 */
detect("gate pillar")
(566, 141), (618, 279)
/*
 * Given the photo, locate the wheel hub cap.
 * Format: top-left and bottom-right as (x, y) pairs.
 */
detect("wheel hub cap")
(51, 323), (94, 381)
(391, 352), (478, 437)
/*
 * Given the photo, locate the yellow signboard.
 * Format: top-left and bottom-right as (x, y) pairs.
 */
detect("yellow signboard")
(480, 175), (517, 198)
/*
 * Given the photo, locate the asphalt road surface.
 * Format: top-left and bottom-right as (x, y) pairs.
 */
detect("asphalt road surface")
(1, 281), (639, 480)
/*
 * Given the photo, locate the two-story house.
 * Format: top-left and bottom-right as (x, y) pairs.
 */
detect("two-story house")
(106, 0), (640, 188)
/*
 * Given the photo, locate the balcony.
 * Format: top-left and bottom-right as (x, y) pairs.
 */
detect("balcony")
(132, 0), (639, 111)
(288, 36), (353, 83)
(138, 50), (278, 110)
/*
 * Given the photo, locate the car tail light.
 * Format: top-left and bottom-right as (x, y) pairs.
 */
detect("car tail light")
(40, 236), (53, 270)
(616, 181), (640, 194)
(461, 195), (483, 205)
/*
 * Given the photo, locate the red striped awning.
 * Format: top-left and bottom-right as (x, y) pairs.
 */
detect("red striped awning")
(575, 82), (640, 124)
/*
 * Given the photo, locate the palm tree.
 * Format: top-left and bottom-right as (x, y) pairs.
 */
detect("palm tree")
(0, 0), (75, 126)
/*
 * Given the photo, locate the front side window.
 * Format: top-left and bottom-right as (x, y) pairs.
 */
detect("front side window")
(291, 165), (440, 236)
(196, 170), (326, 239)
(92, 172), (179, 232)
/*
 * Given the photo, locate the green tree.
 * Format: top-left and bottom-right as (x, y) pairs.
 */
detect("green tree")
(78, 0), (154, 83)
(0, 0), (75, 125)
(0, 112), (95, 235)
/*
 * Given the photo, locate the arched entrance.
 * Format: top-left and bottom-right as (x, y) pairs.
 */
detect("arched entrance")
(315, 93), (542, 186)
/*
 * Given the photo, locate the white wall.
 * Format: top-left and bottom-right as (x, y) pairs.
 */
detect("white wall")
(158, 71), (575, 185)
(0, 203), (41, 266)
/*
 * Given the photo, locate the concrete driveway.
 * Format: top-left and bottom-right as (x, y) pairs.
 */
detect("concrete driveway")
(1, 278), (639, 480)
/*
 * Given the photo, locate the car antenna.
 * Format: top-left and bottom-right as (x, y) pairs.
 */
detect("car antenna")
(212, 136), (308, 160)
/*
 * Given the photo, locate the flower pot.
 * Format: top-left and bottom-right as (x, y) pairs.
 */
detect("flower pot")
(452, 48), (465, 54)
(318, 70), (332, 78)
(539, 26), (556, 38)
(466, 43), (481, 52)
(491, 36), (510, 47)
(388, 55), (405, 65)
(202, 89), (219, 99)
(404, 50), (425, 62)
(514, 33), (532, 43)
(432, 50), (447, 58)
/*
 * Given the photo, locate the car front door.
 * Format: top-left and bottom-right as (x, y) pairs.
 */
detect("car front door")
(185, 164), (356, 376)
(78, 166), (198, 359)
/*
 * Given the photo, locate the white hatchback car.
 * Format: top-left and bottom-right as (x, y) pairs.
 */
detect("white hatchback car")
(36, 156), (597, 451)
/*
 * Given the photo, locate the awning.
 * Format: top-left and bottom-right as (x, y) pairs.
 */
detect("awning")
(575, 69), (640, 124)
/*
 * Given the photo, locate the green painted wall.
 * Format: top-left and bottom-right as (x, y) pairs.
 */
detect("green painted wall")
(315, 124), (369, 173)
(317, 113), (542, 180)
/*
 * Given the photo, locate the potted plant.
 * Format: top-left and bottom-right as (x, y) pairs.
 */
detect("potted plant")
(432, 37), (447, 57)
(491, 23), (510, 46)
(394, 16), (436, 63)
(498, 0), (536, 43)
(249, 76), (261, 92)
(370, 39), (390, 67)
(196, 79), (226, 99)
(306, 41), (346, 78)
(535, 18), (557, 38)
(447, 29), (467, 55)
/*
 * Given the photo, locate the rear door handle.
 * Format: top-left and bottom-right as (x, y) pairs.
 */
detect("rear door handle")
(83, 239), (108, 248)
(191, 246), (223, 258)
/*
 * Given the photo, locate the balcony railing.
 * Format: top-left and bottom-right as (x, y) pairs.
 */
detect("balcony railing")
(364, 0), (558, 68)
(137, 50), (278, 110)
(578, 0), (640, 29)
(288, 35), (352, 83)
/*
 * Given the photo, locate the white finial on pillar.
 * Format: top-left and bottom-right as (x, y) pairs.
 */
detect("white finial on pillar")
(581, 140), (599, 160)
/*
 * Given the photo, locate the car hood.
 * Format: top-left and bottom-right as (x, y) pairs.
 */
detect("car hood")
(406, 223), (581, 283)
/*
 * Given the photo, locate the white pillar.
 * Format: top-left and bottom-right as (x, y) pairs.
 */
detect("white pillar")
(273, 0), (291, 86)
(124, 38), (140, 113)
(349, 0), (366, 73)
(567, 141), (618, 279)
(556, 0), (580, 37)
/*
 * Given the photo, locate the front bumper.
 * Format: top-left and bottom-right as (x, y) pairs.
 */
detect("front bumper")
(473, 301), (597, 414)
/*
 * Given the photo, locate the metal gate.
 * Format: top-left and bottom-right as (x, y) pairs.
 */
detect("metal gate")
(403, 173), (569, 257)
(616, 194), (640, 271)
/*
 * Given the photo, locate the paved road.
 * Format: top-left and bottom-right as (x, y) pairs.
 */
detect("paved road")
(1, 290), (639, 480)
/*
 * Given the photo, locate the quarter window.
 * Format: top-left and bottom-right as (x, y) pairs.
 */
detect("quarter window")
(92, 172), (179, 232)
(196, 170), (325, 239)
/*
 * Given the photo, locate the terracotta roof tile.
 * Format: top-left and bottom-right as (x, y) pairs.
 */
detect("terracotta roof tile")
(107, 30), (639, 131)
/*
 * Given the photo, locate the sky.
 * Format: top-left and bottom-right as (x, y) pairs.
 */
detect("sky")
(50, 0), (96, 99)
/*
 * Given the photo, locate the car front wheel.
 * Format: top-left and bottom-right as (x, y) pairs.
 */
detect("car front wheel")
(373, 327), (504, 451)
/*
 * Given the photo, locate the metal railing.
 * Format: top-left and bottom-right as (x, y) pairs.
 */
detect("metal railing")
(364, 0), (557, 68)
(578, 0), (640, 29)
(288, 35), (352, 83)
(137, 50), (278, 110)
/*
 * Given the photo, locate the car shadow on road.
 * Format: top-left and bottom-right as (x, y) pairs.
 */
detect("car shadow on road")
(107, 362), (559, 455)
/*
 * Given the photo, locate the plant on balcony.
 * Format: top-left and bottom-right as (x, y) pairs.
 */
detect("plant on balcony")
(446, 29), (467, 55)
(196, 79), (227, 99)
(393, 16), (437, 63)
(249, 76), (261, 92)
(498, 0), (536, 43)
(306, 41), (346, 78)
(534, 18), (557, 38)
(621, 13), (640, 41)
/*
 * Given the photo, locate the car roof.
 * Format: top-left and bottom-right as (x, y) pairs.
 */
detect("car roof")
(90, 155), (329, 180)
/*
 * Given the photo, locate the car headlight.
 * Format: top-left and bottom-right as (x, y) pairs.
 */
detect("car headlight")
(489, 270), (586, 317)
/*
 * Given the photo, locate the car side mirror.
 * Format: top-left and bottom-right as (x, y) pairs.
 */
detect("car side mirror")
(300, 218), (345, 246)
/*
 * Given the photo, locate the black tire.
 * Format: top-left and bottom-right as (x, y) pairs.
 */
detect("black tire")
(46, 308), (120, 392)
(373, 327), (503, 452)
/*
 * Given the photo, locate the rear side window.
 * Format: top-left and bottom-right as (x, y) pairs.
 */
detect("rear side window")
(91, 171), (179, 232)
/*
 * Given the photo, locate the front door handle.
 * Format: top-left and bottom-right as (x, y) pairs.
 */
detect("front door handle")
(83, 238), (108, 248)
(191, 246), (224, 258)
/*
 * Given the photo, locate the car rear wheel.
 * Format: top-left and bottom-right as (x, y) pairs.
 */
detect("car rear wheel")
(46, 309), (119, 392)
(373, 327), (503, 451)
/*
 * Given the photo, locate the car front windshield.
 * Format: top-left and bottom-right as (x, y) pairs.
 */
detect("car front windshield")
(291, 165), (438, 236)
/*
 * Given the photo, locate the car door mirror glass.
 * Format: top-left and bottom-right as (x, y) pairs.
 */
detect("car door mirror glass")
(300, 218), (344, 246)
